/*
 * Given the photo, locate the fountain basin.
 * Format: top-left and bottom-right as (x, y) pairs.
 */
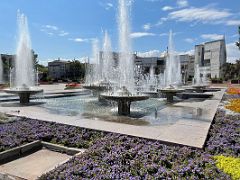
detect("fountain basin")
(141, 91), (159, 98)
(101, 93), (149, 116)
(83, 84), (110, 102)
(191, 85), (209, 93)
(83, 80), (112, 94)
(82, 85), (109, 91)
(177, 92), (213, 99)
(4, 88), (43, 104)
(158, 88), (184, 103)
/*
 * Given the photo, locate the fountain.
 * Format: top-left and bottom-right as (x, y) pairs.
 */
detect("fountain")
(0, 54), (4, 86)
(159, 30), (184, 102)
(4, 11), (43, 104)
(141, 65), (159, 98)
(102, 31), (116, 84)
(100, 0), (149, 116)
(83, 38), (112, 99)
(191, 64), (209, 92)
(180, 64), (215, 99)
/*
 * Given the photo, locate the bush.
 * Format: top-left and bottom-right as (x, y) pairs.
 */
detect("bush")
(231, 79), (240, 84)
(211, 78), (223, 84)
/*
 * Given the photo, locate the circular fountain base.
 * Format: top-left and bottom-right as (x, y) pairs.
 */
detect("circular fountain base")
(4, 88), (43, 104)
(83, 85), (110, 102)
(83, 81), (112, 102)
(190, 85), (209, 92)
(82, 85), (109, 92)
(100, 93), (149, 116)
(159, 88), (184, 103)
(141, 91), (159, 98)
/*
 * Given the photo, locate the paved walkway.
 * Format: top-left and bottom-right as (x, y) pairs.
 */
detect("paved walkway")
(0, 85), (226, 148)
(0, 149), (71, 180)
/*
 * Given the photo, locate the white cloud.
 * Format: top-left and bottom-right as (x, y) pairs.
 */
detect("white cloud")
(41, 24), (69, 37)
(155, 17), (168, 26)
(178, 49), (194, 55)
(47, 32), (53, 36)
(226, 20), (240, 26)
(184, 49), (194, 55)
(142, 23), (151, 31)
(69, 38), (89, 43)
(226, 42), (240, 63)
(184, 38), (195, 43)
(201, 34), (224, 40)
(159, 33), (168, 36)
(45, 25), (58, 31)
(177, 0), (188, 8)
(137, 50), (161, 57)
(145, 0), (161, 2)
(100, 2), (113, 10)
(162, 6), (174, 11)
(59, 31), (69, 37)
(130, 32), (155, 38)
(168, 7), (231, 24)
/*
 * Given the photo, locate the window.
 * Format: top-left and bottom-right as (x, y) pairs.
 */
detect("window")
(204, 59), (210, 66)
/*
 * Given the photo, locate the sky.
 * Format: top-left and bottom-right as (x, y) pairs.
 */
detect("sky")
(0, 0), (240, 65)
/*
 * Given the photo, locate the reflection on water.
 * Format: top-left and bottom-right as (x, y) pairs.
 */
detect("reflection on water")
(20, 95), (208, 126)
(0, 94), (209, 126)
(1, 101), (46, 107)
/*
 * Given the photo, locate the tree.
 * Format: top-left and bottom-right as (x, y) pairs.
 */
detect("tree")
(67, 60), (85, 81)
(222, 60), (240, 80)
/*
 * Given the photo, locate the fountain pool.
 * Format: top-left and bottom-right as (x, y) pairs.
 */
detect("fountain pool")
(3, 94), (207, 127)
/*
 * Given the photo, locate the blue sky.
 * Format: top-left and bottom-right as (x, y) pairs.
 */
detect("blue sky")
(0, 0), (240, 65)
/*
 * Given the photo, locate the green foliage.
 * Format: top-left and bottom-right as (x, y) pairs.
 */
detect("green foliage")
(67, 60), (85, 80)
(222, 60), (240, 81)
(37, 64), (48, 73)
(214, 155), (240, 180)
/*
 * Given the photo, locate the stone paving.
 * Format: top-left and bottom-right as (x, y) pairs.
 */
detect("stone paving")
(0, 84), (226, 148)
(0, 149), (71, 180)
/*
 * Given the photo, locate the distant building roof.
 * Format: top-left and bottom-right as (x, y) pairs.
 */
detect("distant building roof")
(196, 38), (225, 46)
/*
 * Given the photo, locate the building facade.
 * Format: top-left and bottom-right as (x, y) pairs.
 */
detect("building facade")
(195, 38), (226, 78)
(134, 53), (194, 83)
(48, 59), (70, 80)
(1, 51), (38, 82)
(48, 59), (86, 80)
(179, 54), (195, 83)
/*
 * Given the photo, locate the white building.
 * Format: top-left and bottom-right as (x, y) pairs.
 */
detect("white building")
(195, 38), (226, 78)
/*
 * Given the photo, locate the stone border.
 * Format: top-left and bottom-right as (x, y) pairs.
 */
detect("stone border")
(0, 90), (91, 102)
(0, 140), (85, 165)
(0, 141), (85, 179)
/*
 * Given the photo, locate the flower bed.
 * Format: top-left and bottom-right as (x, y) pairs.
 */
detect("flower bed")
(39, 133), (230, 179)
(38, 109), (239, 179)
(0, 94), (239, 179)
(225, 99), (240, 113)
(226, 87), (240, 95)
(0, 119), (106, 152)
(65, 83), (81, 89)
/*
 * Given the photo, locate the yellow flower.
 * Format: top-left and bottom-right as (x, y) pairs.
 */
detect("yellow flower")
(214, 155), (240, 180)
(225, 99), (240, 113)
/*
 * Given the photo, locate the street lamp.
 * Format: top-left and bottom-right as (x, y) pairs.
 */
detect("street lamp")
(236, 25), (240, 50)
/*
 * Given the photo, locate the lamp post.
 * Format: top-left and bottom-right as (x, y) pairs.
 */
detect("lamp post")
(236, 25), (240, 50)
